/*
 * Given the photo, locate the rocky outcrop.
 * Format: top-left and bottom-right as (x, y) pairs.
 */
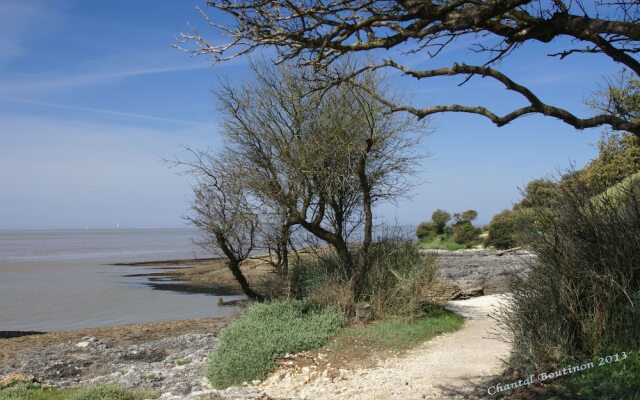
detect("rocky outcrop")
(2, 333), (217, 398)
(427, 249), (533, 297)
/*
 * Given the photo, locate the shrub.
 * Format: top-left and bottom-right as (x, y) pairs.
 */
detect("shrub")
(451, 221), (481, 244)
(360, 237), (439, 319)
(415, 221), (434, 239)
(498, 175), (640, 373)
(431, 209), (451, 234)
(461, 209), (478, 221)
(485, 209), (517, 249)
(205, 300), (341, 389)
(513, 179), (558, 210)
(289, 251), (346, 299)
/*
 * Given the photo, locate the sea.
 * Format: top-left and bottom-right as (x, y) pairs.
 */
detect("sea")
(0, 228), (242, 332)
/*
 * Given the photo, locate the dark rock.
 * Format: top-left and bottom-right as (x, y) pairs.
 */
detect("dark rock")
(0, 331), (46, 339)
(451, 287), (485, 300)
(427, 249), (533, 298)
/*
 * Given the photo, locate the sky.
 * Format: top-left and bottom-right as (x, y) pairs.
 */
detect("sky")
(0, 0), (621, 229)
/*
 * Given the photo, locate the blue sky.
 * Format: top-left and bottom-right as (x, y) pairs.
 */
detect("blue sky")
(0, 0), (619, 229)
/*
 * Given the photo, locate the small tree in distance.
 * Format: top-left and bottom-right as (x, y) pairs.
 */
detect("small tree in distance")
(431, 209), (451, 235)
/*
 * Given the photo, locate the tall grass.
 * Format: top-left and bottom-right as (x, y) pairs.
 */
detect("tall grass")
(499, 174), (640, 373)
(361, 237), (439, 319)
(292, 235), (440, 320)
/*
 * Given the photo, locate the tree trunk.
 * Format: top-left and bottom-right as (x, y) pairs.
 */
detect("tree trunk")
(227, 260), (265, 301)
(348, 138), (374, 300)
(215, 232), (264, 301)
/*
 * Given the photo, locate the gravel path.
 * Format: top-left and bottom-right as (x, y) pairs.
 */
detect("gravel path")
(257, 295), (509, 400)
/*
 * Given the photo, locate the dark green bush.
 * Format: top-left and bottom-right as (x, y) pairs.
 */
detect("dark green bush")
(451, 221), (481, 244)
(499, 175), (640, 373)
(431, 209), (451, 234)
(485, 209), (517, 249)
(415, 221), (435, 239)
(205, 300), (341, 389)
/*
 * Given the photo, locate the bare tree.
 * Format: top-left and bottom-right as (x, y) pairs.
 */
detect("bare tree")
(216, 60), (424, 299)
(179, 150), (265, 301)
(180, 0), (640, 135)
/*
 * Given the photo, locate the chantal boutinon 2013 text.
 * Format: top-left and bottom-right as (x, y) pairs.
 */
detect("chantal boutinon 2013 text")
(487, 352), (630, 395)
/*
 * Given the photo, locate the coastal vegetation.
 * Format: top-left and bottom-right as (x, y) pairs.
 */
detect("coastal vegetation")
(175, 61), (425, 307)
(415, 209), (482, 249)
(174, 1), (640, 396)
(542, 350), (640, 400)
(206, 300), (341, 388)
(334, 307), (463, 354)
(0, 382), (156, 400)
(205, 235), (451, 388)
(492, 133), (640, 395)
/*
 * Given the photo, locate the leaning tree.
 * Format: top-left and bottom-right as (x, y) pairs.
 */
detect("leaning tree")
(177, 149), (266, 301)
(179, 0), (640, 135)
(213, 61), (424, 299)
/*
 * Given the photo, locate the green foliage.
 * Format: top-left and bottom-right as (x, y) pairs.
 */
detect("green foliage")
(459, 209), (478, 222)
(453, 209), (478, 224)
(361, 238), (439, 319)
(0, 383), (154, 400)
(69, 385), (155, 400)
(544, 351), (640, 400)
(514, 179), (558, 210)
(500, 176), (640, 373)
(337, 307), (463, 353)
(431, 209), (451, 234)
(418, 234), (473, 250)
(451, 221), (481, 244)
(485, 210), (517, 249)
(205, 300), (341, 389)
(579, 132), (640, 193)
(415, 221), (435, 239)
(289, 253), (345, 299)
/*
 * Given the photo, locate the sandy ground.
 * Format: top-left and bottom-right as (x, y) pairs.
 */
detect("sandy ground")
(258, 295), (509, 400)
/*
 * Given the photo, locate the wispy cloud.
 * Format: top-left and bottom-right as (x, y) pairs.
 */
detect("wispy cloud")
(0, 63), (212, 93)
(0, 0), (61, 63)
(1, 98), (217, 129)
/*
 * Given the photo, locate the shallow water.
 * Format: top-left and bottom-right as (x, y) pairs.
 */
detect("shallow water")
(0, 229), (242, 331)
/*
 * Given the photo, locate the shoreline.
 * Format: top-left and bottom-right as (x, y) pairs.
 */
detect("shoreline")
(120, 248), (532, 301)
(0, 316), (232, 363)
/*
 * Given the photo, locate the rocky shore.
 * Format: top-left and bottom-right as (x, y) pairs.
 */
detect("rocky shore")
(430, 248), (533, 297)
(0, 249), (530, 399)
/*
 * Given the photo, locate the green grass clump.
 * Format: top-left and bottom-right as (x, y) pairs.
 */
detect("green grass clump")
(69, 385), (156, 400)
(0, 383), (154, 400)
(337, 307), (464, 353)
(0, 382), (73, 400)
(206, 299), (341, 389)
(418, 235), (475, 250)
(544, 351), (640, 399)
(175, 358), (192, 366)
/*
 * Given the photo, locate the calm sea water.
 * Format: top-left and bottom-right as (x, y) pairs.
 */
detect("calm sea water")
(0, 229), (242, 331)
